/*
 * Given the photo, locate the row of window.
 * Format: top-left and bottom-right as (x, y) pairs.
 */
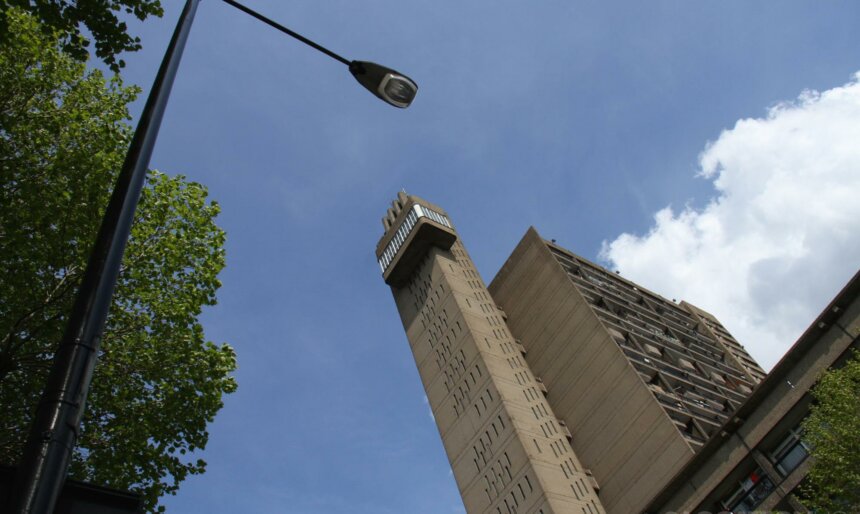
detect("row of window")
(699, 318), (766, 382)
(456, 242), (603, 513)
(491, 475), (534, 514)
(488, 468), (534, 514)
(560, 253), (766, 392)
(770, 427), (809, 476)
(560, 457), (580, 481)
(596, 298), (729, 371)
(450, 352), (473, 415)
(421, 289), (449, 335)
(472, 387), (496, 419)
(717, 427), (809, 513)
(483, 451), (514, 501)
(550, 247), (693, 326)
(378, 204), (451, 272)
(635, 362), (740, 437)
(442, 352), (479, 393)
(472, 414), (508, 473)
(610, 319), (756, 402)
(426, 306), (459, 349)
(590, 294), (728, 372)
(720, 467), (776, 513)
(407, 254), (437, 313)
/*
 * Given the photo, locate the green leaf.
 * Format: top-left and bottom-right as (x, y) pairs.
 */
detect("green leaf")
(800, 349), (860, 512)
(0, 0), (164, 72)
(0, 10), (236, 513)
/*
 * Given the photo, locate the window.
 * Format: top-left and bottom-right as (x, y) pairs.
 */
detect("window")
(643, 342), (662, 357)
(770, 427), (810, 476)
(720, 467), (776, 513)
(677, 357), (696, 371)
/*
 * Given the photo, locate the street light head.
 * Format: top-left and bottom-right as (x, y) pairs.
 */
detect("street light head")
(349, 61), (418, 108)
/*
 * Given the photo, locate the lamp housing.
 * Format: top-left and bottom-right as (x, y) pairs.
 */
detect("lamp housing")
(349, 61), (418, 108)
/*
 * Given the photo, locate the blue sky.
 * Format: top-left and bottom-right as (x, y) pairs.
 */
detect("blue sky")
(107, 1), (860, 512)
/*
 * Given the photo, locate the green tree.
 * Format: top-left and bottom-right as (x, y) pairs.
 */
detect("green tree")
(0, 9), (236, 512)
(801, 350), (860, 512)
(0, 0), (163, 71)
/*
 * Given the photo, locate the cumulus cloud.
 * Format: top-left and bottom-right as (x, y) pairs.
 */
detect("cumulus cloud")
(601, 72), (860, 370)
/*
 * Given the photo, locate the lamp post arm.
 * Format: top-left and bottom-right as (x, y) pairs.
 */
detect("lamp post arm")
(221, 0), (352, 66)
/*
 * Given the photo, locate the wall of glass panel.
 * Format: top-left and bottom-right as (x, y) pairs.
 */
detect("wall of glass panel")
(378, 204), (452, 272)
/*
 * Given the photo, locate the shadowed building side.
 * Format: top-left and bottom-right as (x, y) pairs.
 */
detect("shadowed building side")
(376, 193), (604, 514)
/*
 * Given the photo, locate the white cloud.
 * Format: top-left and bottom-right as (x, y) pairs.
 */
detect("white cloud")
(601, 72), (860, 370)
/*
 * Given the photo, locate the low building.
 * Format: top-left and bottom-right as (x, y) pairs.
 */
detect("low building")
(644, 270), (860, 513)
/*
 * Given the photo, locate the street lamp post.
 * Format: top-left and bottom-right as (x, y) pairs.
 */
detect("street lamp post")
(9, 1), (417, 512)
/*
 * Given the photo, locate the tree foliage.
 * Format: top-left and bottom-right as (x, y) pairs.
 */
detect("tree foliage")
(0, 9), (236, 512)
(801, 350), (860, 513)
(0, 0), (163, 72)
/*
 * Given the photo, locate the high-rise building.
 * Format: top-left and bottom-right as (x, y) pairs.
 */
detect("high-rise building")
(375, 193), (762, 514)
(489, 228), (763, 513)
(376, 193), (605, 514)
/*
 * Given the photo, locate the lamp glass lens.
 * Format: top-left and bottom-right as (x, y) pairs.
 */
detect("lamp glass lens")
(384, 77), (416, 104)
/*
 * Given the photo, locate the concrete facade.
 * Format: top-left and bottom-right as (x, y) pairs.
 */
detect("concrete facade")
(488, 228), (762, 514)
